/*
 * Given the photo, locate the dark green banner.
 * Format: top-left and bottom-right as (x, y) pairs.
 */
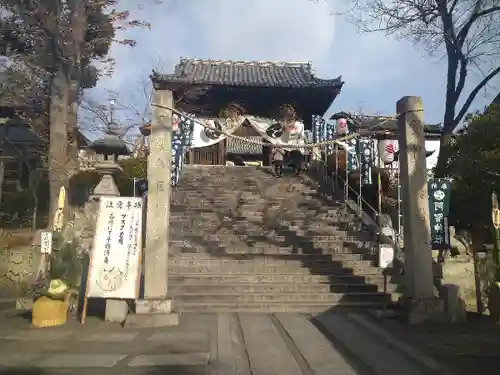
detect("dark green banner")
(428, 179), (451, 250)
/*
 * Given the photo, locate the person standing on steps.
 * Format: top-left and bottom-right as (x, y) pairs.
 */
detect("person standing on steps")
(290, 149), (303, 176)
(272, 146), (285, 177)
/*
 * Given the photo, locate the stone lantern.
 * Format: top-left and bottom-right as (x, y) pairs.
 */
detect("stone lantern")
(89, 134), (130, 198)
(88, 133), (131, 323)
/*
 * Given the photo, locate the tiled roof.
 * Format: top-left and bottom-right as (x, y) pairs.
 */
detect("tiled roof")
(0, 122), (42, 145)
(330, 112), (441, 135)
(152, 59), (344, 89)
(492, 92), (500, 105)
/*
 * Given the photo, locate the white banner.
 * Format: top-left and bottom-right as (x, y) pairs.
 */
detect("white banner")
(190, 119), (227, 148)
(247, 118), (306, 149)
(87, 197), (143, 299)
(189, 115), (307, 150)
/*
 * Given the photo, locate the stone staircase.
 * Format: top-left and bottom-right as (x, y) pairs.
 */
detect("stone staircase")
(168, 166), (399, 313)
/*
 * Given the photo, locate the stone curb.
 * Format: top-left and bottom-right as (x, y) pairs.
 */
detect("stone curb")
(0, 298), (17, 311)
(348, 314), (457, 375)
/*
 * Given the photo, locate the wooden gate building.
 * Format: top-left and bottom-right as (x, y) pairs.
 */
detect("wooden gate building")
(151, 59), (344, 165)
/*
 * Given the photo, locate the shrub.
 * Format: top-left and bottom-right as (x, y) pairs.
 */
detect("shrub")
(68, 157), (148, 199)
(49, 232), (82, 288)
(0, 229), (34, 249)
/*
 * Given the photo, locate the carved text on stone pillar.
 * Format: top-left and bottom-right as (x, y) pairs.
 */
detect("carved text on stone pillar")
(156, 158), (165, 168)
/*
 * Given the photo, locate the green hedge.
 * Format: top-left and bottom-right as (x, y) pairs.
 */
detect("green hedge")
(1, 157), (148, 228)
(69, 157), (148, 199)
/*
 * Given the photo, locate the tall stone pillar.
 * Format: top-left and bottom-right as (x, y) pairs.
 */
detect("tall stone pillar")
(396, 96), (444, 324)
(125, 88), (178, 327)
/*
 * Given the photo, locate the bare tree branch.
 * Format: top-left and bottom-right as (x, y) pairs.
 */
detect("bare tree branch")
(341, 0), (500, 176)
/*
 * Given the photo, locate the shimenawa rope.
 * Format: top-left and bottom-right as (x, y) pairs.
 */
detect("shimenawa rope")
(151, 103), (359, 149)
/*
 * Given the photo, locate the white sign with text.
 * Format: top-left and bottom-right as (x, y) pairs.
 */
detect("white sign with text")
(87, 197), (143, 299)
(40, 232), (52, 254)
(378, 244), (395, 269)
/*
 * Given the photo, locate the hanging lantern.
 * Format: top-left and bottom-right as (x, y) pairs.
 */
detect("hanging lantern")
(336, 118), (348, 135)
(378, 139), (397, 164)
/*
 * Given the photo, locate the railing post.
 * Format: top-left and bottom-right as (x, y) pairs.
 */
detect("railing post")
(344, 160), (348, 203)
(358, 166), (363, 216)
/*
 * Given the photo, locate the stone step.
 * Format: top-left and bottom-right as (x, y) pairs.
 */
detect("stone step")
(170, 234), (287, 242)
(169, 242), (346, 253)
(168, 219), (358, 230)
(168, 226), (358, 236)
(168, 232), (363, 243)
(171, 292), (389, 304)
(170, 234), (351, 242)
(168, 282), (397, 294)
(170, 203), (347, 211)
(169, 257), (372, 267)
(167, 263), (378, 275)
(170, 253), (365, 262)
(168, 273), (387, 284)
(170, 301), (388, 313)
(168, 231), (367, 242)
(170, 245), (302, 254)
(168, 243), (363, 255)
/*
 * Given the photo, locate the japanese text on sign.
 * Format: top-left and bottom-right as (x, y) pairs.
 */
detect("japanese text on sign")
(428, 179), (451, 250)
(87, 197), (143, 299)
(40, 232), (52, 254)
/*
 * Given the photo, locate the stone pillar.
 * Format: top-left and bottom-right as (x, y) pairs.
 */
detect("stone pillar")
(396, 96), (444, 324)
(124, 88), (178, 327)
(91, 162), (128, 323)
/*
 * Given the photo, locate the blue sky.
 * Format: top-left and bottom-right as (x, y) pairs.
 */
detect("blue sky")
(85, 0), (499, 140)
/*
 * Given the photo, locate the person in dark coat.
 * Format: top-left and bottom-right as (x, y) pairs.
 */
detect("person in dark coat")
(272, 146), (285, 177)
(289, 149), (303, 175)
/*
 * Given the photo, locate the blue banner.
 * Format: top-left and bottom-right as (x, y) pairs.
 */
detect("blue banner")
(325, 119), (336, 155)
(171, 114), (194, 186)
(357, 138), (374, 185)
(312, 115), (325, 144)
(428, 179), (452, 250)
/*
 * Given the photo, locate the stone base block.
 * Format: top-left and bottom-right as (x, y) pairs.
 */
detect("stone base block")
(441, 284), (467, 324)
(16, 298), (33, 310)
(105, 299), (129, 323)
(407, 297), (445, 325)
(124, 312), (179, 328)
(135, 299), (171, 314)
(124, 299), (179, 328)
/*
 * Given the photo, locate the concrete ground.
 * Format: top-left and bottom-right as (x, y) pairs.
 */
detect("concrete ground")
(0, 310), (453, 375)
(370, 312), (500, 375)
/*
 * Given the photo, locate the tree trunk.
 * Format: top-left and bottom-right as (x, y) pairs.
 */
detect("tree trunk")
(434, 33), (459, 178)
(67, 81), (79, 162)
(65, 81), (81, 209)
(434, 131), (454, 177)
(471, 229), (487, 314)
(48, 69), (70, 229)
(0, 160), (4, 211)
(434, 85), (458, 178)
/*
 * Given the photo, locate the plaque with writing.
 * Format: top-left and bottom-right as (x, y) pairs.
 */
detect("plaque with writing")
(428, 179), (451, 250)
(87, 197), (143, 299)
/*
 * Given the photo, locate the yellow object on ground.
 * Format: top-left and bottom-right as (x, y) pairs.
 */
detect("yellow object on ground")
(47, 279), (69, 296)
(32, 296), (70, 328)
(31, 279), (76, 328)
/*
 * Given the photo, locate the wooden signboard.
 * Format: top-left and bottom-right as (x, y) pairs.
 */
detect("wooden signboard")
(82, 196), (143, 323)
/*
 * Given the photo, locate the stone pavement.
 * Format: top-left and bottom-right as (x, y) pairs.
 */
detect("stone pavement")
(370, 312), (500, 375)
(0, 311), (453, 375)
